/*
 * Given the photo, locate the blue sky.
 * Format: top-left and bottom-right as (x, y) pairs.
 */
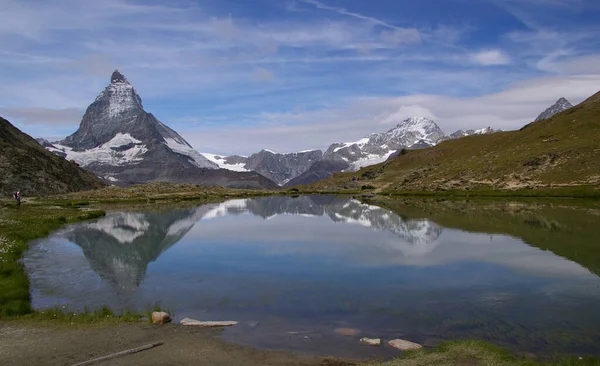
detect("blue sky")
(1, 0), (600, 155)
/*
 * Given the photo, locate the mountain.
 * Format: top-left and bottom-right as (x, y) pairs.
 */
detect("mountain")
(0, 117), (106, 196)
(323, 117), (446, 171)
(44, 71), (277, 189)
(535, 97), (573, 122)
(307, 90), (600, 193)
(203, 149), (323, 186)
(202, 117), (498, 187)
(283, 160), (349, 187)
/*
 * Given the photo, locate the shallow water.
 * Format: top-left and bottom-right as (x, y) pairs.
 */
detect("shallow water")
(24, 196), (600, 358)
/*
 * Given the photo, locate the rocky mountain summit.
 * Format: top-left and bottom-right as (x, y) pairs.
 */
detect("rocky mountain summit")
(535, 97), (573, 122)
(44, 71), (277, 189)
(1, 117), (106, 196)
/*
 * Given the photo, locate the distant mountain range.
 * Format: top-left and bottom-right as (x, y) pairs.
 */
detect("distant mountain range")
(36, 70), (573, 189)
(202, 117), (500, 186)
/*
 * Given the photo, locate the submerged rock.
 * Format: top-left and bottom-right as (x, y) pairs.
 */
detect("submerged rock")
(388, 339), (422, 351)
(180, 318), (238, 327)
(360, 337), (381, 346)
(151, 311), (171, 325)
(334, 328), (361, 336)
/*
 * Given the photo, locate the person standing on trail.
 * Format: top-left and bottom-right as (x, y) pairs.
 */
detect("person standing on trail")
(13, 190), (21, 206)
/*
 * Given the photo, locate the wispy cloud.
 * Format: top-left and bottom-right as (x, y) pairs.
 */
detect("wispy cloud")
(0, 0), (598, 156)
(299, 0), (405, 30)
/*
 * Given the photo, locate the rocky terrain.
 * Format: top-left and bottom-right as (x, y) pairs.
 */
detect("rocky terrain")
(0, 117), (106, 197)
(535, 97), (573, 122)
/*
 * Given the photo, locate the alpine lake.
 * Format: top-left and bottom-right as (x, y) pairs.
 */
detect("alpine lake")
(23, 195), (600, 359)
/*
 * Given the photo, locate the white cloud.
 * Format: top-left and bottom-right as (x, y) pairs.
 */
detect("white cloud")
(181, 73), (600, 155)
(470, 49), (511, 66)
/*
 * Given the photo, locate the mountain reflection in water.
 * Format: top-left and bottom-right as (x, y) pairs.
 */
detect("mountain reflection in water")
(24, 196), (600, 358)
(59, 196), (444, 292)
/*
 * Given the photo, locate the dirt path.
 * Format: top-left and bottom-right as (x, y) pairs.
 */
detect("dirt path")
(0, 322), (357, 366)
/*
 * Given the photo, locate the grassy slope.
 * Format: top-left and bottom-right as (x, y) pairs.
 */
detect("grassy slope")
(306, 91), (600, 195)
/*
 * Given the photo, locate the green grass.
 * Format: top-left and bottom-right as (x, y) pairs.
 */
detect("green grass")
(365, 340), (600, 366)
(0, 200), (106, 317)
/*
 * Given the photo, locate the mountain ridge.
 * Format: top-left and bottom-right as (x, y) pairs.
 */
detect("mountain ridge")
(203, 117), (498, 186)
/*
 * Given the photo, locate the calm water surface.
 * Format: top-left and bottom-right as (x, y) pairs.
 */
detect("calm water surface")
(24, 196), (600, 358)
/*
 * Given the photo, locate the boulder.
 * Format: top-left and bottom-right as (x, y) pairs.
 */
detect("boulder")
(334, 328), (360, 336)
(360, 337), (381, 346)
(151, 311), (171, 324)
(388, 339), (422, 351)
(180, 318), (238, 327)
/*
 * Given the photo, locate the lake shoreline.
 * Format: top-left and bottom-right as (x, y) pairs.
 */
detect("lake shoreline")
(2, 191), (600, 365)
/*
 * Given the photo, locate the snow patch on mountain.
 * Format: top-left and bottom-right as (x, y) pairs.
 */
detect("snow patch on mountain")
(201, 152), (250, 172)
(51, 133), (148, 167)
(333, 137), (371, 153)
(348, 151), (396, 171)
(162, 137), (215, 168)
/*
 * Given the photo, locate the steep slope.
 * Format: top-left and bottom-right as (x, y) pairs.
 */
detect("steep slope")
(45, 71), (276, 189)
(0, 117), (106, 196)
(535, 97), (573, 122)
(307, 90), (600, 193)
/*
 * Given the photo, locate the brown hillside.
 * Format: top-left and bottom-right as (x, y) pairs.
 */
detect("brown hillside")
(0, 117), (106, 197)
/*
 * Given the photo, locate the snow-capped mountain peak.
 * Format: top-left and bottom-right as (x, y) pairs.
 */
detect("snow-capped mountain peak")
(385, 117), (445, 143)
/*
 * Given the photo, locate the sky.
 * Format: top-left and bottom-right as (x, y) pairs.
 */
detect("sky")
(1, 0), (600, 155)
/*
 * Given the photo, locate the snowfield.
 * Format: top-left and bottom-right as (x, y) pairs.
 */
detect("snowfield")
(201, 152), (250, 172)
(51, 133), (148, 167)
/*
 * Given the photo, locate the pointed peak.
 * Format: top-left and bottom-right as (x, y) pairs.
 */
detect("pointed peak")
(111, 70), (128, 84)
